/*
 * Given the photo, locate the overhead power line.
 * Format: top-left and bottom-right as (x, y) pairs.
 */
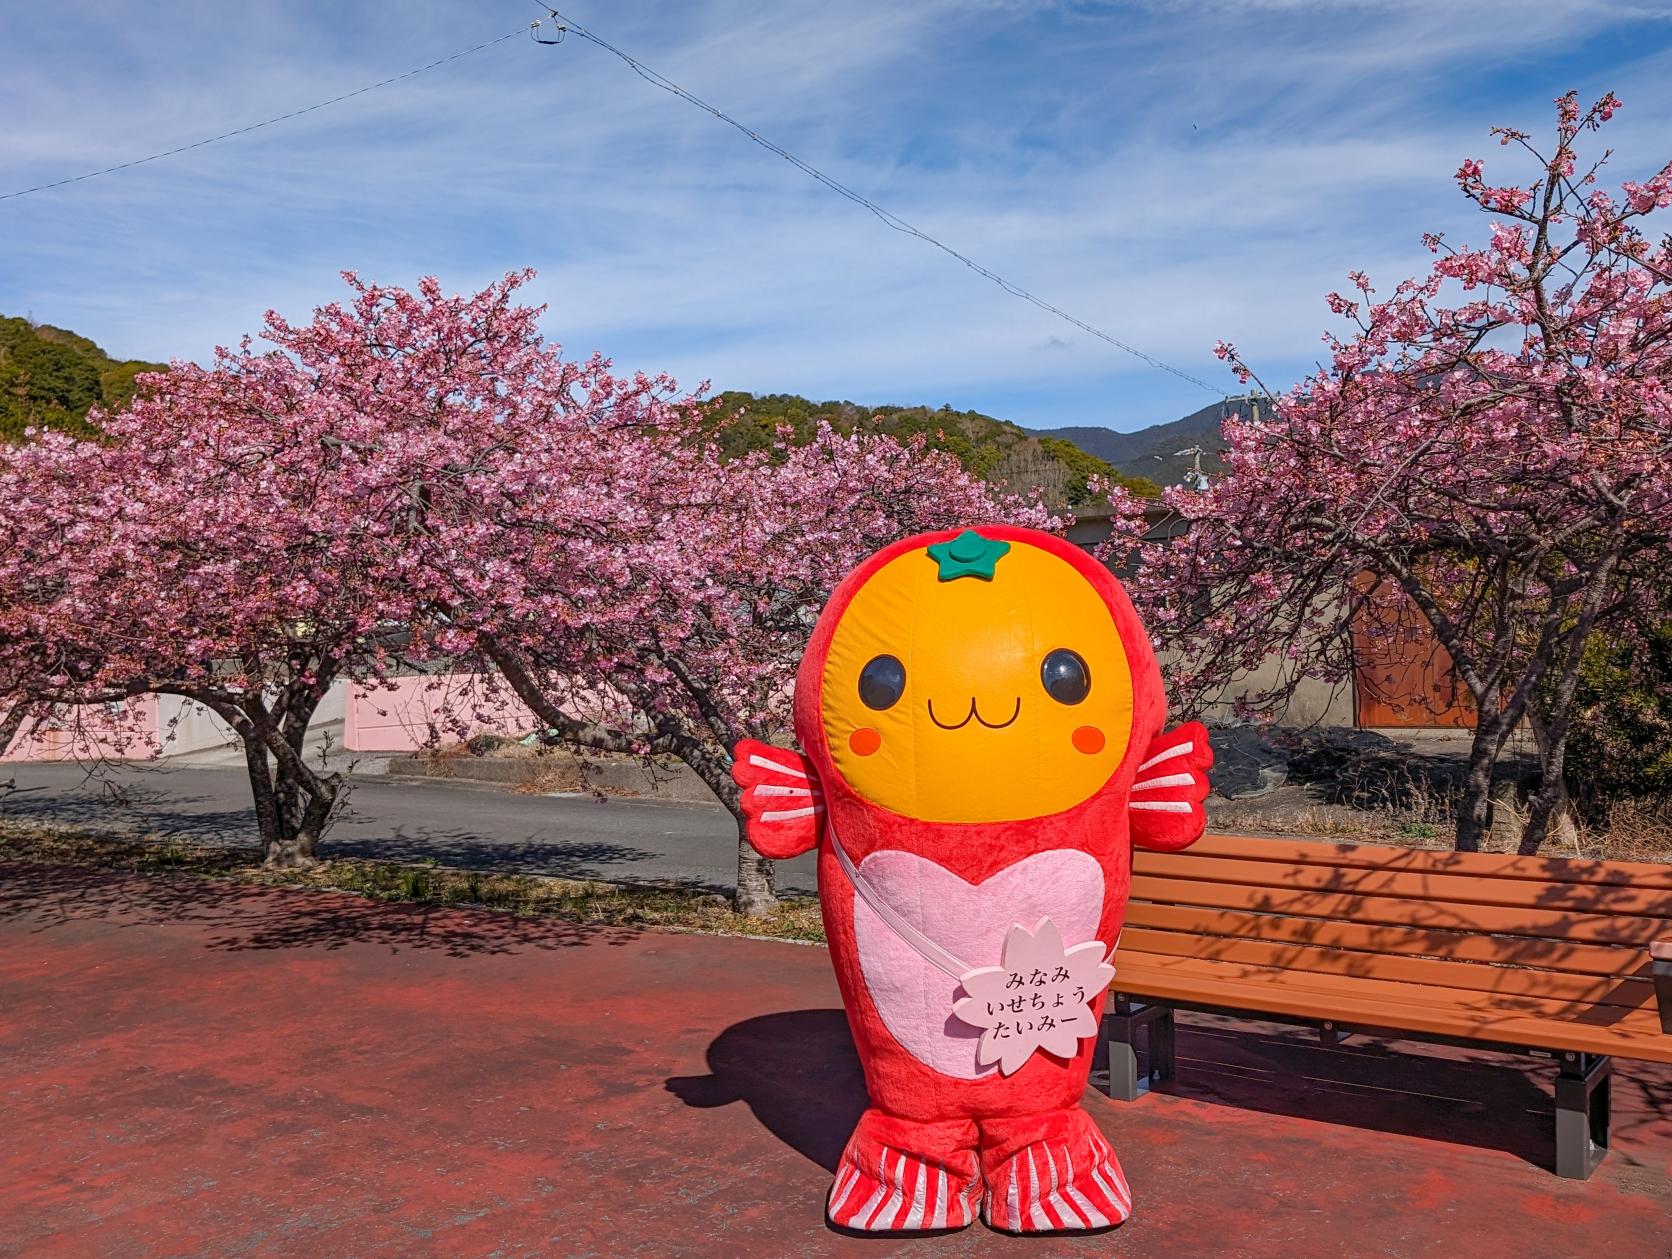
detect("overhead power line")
(0, 27), (528, 203)
(531, 6), (1221, 394)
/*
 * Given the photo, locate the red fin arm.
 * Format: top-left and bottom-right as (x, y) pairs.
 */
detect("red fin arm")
(731, 738), (824, 859)
(1127, 721), (1214, 852)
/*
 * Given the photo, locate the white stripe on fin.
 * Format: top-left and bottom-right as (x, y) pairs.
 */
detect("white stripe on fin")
(1130, 800), (1192, 813)
(748, 753), (808, 779)
(1132, 771), (1196, 793)
(1136, 740), (1193, 773)
(752, 784), (813, 798)
(760, 805), (823, 822)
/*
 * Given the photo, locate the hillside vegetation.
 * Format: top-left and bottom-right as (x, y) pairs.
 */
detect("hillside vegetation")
(705, 391), (1162, 507)
(0, 316), (165, 443)
(1032, 396), (1271, 485)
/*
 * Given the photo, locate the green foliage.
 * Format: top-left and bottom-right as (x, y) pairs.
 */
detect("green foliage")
(1563, 619), (1672, 809)
(0, 315), (164, 443)
(703, 391), (1161, 506)
(1037, 436), (1162, 501)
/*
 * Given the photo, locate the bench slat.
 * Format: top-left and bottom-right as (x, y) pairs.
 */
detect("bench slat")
(1119, 926), (1656, 1009)
(1129, 873), (1672, 946)
(1135, 851), (1672, 918)
(1122, 902), (1652, 978)
(1174, 835), (1672, 891)
(1119, 949), (1633, 1021)
(1112, 954), (1672, 1064)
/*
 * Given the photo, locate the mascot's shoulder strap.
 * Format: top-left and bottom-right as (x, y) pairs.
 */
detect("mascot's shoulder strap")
(1128, 721), (1213, 852)
(731, 738), (824, 859)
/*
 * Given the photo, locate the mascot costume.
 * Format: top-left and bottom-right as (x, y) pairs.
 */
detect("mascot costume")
(732, 525), (1211, 1234)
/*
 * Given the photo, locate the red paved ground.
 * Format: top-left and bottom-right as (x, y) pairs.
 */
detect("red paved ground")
(1, 864), (1669, 1258)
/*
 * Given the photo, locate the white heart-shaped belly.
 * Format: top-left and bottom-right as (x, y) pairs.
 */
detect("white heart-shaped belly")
(851, 848), (1105, 1080)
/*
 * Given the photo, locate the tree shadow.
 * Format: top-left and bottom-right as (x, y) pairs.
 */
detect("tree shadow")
(1, 767), (816, 896)
(0, 776), (258, 840)
(1128, 1013), (1616, 1172)
(666, 1009), (867, 1173)
(0, 862), (640, 959)
(1273, 727), (1535, 817)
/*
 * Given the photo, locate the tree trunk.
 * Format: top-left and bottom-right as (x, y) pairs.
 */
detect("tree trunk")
(241, 740), (291, 864)
(1519, 775), (1581, 856)
(1453, 718), (1501, 853)
(691, 752), (775, 915)
(1518, 542), (1623, 855)
(1520, 710), (1582, 856)
(734, 815), (777, 917)
(480, 641), (775, 910)
(281, 770), (338, 868)
(239, 719), (335, 869)
(261, 749), (339, 869)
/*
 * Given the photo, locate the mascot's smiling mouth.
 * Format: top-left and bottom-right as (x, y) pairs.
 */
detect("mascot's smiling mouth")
(927, 696), (1021, 731)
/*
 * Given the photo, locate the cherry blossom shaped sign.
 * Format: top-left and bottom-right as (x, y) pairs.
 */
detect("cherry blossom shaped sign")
(951, 916), (1116, 1076)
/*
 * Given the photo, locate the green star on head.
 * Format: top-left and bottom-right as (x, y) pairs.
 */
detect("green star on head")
(926, 529), (1011, 582)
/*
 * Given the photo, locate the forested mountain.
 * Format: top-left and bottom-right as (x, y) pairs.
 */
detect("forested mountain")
(1032, 395), (1272, 485)
(705, 391), (1162, 507)
(0, 316), (165, 442)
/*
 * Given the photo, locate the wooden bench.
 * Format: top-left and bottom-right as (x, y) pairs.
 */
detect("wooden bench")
(1104, 835), (1672, 1179)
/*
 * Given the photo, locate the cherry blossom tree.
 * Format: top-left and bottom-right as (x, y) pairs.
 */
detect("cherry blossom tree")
(0, 364), (427, 866)
(2, 270), (1050, 905)
(1133, 93), (1672, 853)
(435, 421), (1053, 912)
(213, 272), (1054, 911)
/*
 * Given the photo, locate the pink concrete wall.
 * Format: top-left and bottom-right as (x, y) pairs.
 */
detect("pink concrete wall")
(1, 697), (160, 762)
(344, 675), (536, 753)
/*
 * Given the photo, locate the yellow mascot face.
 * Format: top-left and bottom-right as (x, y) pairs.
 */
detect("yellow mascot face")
(819, 530), (1134, 824)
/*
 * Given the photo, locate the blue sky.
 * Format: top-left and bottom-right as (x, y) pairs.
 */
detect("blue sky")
(4, 1), (1671, 433)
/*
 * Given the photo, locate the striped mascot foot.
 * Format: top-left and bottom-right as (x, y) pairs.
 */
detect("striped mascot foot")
(978, 1106), (1131, 1233)
(826, 1109), (981, 1232)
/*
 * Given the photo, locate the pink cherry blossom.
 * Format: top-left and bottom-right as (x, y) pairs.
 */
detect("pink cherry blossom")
(1, 270), (1050, 902)
(1121, 92), (1671, 855)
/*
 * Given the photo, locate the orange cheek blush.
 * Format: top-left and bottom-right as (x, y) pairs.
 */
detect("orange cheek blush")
(1072, 725), (1105, 755)
(849, 727), (882, 756)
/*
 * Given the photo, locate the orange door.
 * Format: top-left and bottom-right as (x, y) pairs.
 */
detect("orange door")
(1351, 586), (1475, 728)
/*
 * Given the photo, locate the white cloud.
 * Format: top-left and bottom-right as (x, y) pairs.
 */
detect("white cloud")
(3, 0), (1669, 430)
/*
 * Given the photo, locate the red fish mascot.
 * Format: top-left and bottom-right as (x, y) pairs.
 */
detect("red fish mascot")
(732, 525), (1211, 1234)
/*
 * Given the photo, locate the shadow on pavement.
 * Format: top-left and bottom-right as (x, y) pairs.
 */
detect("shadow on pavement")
(666, 1009), (867, 1174)
(1, 779), (751, 895)
(665, 1009), (1672, 1180)
(1129, 1013), (1595, 1173)
(0, 862), (641, 959)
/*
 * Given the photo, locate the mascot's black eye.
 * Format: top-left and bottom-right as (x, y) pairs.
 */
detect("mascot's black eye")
(858, 654), (906, 710)
(1041, 649), (1091, 705)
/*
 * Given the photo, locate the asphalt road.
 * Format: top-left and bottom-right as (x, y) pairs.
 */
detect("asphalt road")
(0, 762), (817, 896)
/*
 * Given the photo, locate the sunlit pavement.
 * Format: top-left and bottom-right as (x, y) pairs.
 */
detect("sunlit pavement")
(2, 864), (1669, 1258)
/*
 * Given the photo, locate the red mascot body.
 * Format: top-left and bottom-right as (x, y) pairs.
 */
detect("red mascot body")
(733, 525), (1210, 1234)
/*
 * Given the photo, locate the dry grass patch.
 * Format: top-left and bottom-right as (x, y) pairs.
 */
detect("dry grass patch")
(1582, 796), (1672, 864)
(0, 822), (825, 943)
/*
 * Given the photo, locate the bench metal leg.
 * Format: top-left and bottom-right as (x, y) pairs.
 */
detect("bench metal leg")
(1102, 999), (1175, 1102)
(1652, 955), (1671, 1035)
(1554, 1053), (1611, 1180)
(1149, 1005), (1177, 1085)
